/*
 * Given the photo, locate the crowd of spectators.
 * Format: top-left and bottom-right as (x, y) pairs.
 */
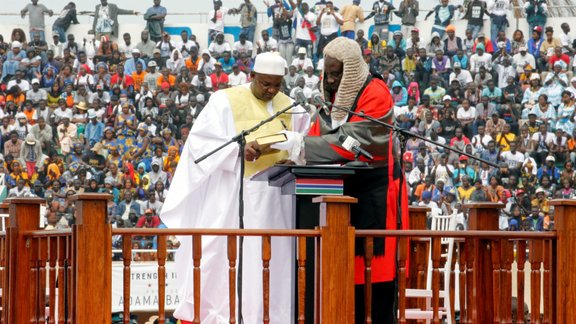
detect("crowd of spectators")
(0, 0), (569, 239)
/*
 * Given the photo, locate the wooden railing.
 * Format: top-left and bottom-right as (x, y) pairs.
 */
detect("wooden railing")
(1, 195), (575, 323)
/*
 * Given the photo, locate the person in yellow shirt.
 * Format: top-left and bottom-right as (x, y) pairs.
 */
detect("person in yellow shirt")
(495, 123), (517, 152)
(340, 0), (365, 39)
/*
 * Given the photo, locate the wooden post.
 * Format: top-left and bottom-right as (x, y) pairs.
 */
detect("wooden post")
(406, 206), (430, 320)
(463, 202), (503, 324)
(3, 198), (44, 323)
(72, 193), (112, 324)
(313, 196), (357, 324)
(548, 199), (576, 324)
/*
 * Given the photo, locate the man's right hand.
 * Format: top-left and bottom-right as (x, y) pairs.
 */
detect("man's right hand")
(245, 141), (262, 161)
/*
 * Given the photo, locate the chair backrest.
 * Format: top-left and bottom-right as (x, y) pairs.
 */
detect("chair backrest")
(426, 210), (457, 291)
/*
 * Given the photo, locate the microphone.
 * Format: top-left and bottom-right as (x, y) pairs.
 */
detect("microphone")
(293, 88), (311, 112)
(339, 135), (374, 160)
(311, 90), (331, 116)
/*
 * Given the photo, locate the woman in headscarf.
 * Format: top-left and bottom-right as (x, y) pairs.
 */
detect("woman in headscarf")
(46, 162), (62, 183)
(543, 61), (569, 108)
(162, 145), (180, 177)
(93, 61), (111, 90)
(0, 41), (26, 83)
(114, 103), (137, 138)
(198, 49), (216, 76)
(42, 64), (58, 90)
(166, 48), (185, 74)
(131, 124), (154, 171)
(556, 90), (575, 135)
(47, 82), (62, 109)
(74, 64), (94, 89)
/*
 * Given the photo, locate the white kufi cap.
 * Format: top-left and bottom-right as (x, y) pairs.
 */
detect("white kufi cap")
(253, 52), (286, 76)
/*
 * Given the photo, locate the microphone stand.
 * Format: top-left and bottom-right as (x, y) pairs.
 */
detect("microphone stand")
(323, 101), (499, 320)
(194, 100), (304, 323)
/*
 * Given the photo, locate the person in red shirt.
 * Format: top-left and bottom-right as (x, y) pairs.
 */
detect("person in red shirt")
(209, 61), (229, 91)
(548, 46), (570, 69)
(110, 63), (134, 95)
(449, 127), (471, 152)
(136, 208), (161, 228)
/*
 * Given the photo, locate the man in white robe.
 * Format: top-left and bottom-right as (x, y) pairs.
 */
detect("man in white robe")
(161, 52), (310, 324)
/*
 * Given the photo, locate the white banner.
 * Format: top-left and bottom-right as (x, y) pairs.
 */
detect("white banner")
(112, 262), (181, 312)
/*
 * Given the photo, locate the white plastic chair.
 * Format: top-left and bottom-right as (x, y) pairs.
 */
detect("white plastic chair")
(404, 209), (456, 324)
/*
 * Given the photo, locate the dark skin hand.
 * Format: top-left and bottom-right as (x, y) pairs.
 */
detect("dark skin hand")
(245, 141), (262, 161)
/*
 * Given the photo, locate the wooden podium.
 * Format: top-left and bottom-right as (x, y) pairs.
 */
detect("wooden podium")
(253, 164), (370, 323)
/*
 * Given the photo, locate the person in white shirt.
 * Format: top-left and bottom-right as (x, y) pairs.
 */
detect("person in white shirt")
(208, 33), (232, 60)
(316, 2), (344, 56)
(117, 33), (135, 59)
(457, 99), (477, 135)
(469, 43), (493, 74)
(512, 46), (536, 74)
(228, 64), (248, 86)
(174, 30), (196, 58)
(531, 123), (556, 163)
(449, 62), (473, 87)
(500, 141), (525, 171)
(471, 125), (493, 151)
(26, 79), (48, 104)
(256, 30), (278, 54)
(560, 22), (573, 55)
(494, 57), (516, 89)
(293, 2), (317, 57)
(49, 33), (64, 58)
(80, 36), (100, 60)
(233, 33), (253, 59)
(7, 71), (31, 92)
(487, 0), (511, 42)
(208, 0), (230, 41)
(291, 47), (314, 72)
(302, 66), (320, 91)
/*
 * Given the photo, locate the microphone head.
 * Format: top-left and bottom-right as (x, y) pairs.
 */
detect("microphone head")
(293, 88), (311, 112)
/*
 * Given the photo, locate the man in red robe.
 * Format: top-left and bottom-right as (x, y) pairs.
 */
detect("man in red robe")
(297, 37), (409, 323)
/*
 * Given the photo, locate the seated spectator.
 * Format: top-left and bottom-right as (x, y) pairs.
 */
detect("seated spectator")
(136, 208), (161, 228)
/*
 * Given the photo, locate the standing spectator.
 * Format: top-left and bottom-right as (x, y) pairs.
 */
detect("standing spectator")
(291, 1), (317, 57)
(463, 0), (488, 40)
(487, 0), (511, 43)
(19, 134), (44, 178)
(52, 2), (79, 44)
(316, 2), (344, 58)
(395, 0), (419, 38)
(231, 0), (258, 43)
(366, 0), (395, 42)
(21, 0), (53, 42)
(144, 0), (167, 43)
(275, 8), (294, 64)
(524, 0), (547, 34)
(425, 0), (463, 39)
(339, 0), (365, 39)
(208, 1), (231, 42)
(91, 0), (138, 40)
(265, 0), (290, 39)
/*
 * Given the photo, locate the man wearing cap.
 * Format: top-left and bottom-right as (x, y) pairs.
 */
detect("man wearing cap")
(84, 111), (105, 146)
(124, 48), (146, 76)
(26, 79), (48, 104)
(513, 45), (536, 74)
(538, 155), (561, 181)
(136, 208), (161, 228)
(291, 47), (314, 72)
(143, 0), (167, 43)
(144, 61), (161, 93)
(449, 61), (473, 87)
(20, 133), (44, 178)
(161, 52), (310, 323)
